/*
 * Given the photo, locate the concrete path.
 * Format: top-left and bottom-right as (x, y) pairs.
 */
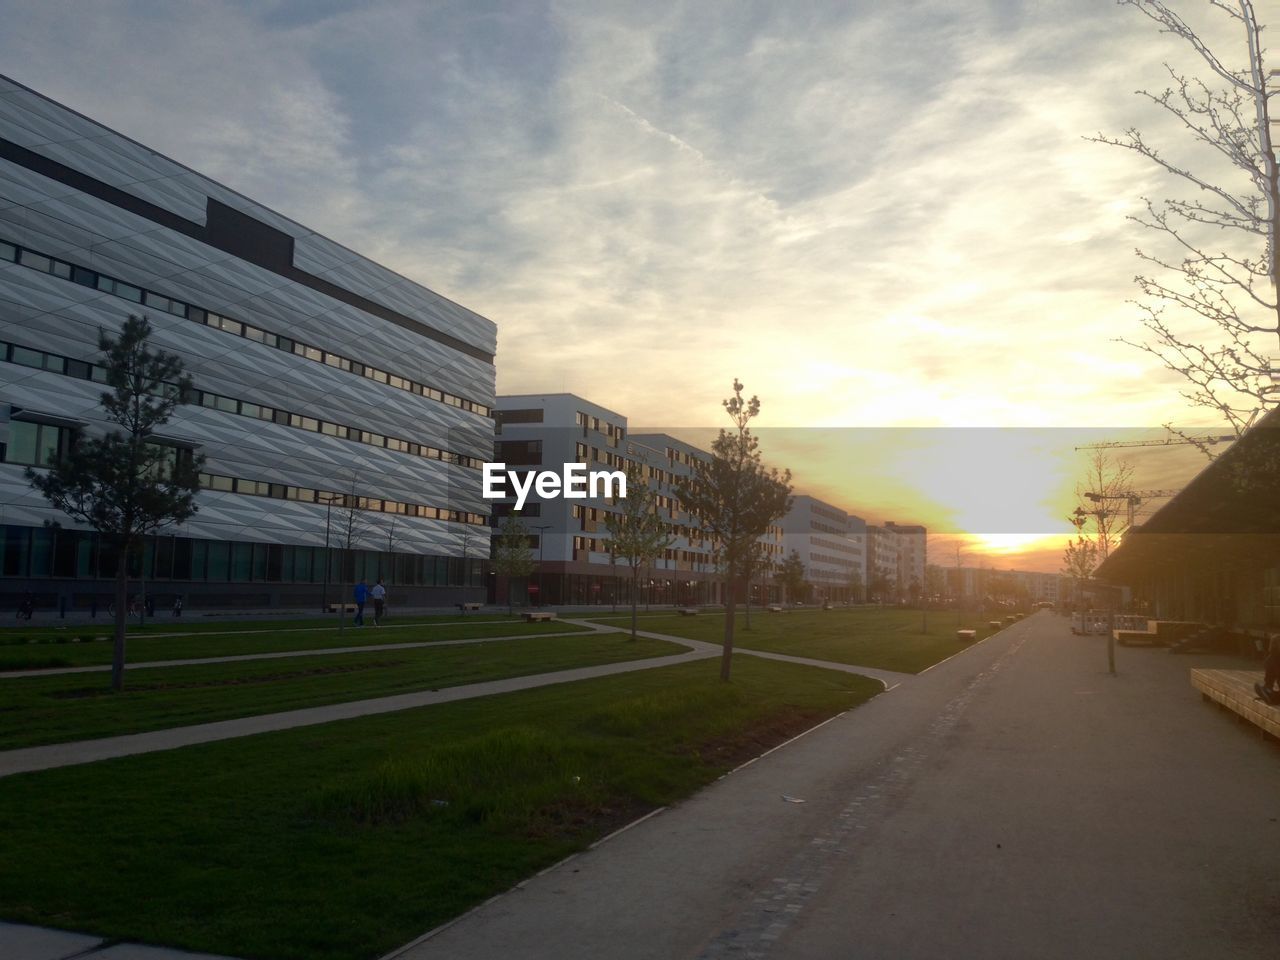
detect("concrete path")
(0, 621), (912, 779)
(2, 920), (236, 960)
(390, 612), (1280, 960)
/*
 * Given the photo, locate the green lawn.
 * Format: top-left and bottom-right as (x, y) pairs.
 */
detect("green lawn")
(589, 607), (1002, 673)
(0, 617), (591, 671)
(0, 634), (682, 750)
(0, 657), (879, 960)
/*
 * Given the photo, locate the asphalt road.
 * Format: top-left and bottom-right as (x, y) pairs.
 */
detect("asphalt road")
(394, 612), (1280, 960)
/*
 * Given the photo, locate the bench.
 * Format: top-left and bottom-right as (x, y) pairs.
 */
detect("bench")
(1191, 668), (1280, 739)
(327, 603), (357, 614)
(522, 611), (556, 622)
(677, 608), (699, 616)
(766, 604), (784, 613)
(957, 629), (976, 641)
(988, 620), (1002, 629)
(457, 602), (482, 613)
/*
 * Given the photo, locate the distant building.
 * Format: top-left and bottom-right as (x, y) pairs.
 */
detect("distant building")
(779, 496), (865, 601)
(885, 521), (927, 597)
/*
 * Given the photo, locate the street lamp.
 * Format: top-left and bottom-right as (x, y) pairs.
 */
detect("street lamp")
(319, 492), (341, 613)
(533, 524), (552, 607)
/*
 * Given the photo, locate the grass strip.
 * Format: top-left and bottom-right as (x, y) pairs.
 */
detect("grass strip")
(0, 618), (592, 671)
(589, 607), (1003, 673)
(0, 634), (682, 750)
(0, 657), (878, 960)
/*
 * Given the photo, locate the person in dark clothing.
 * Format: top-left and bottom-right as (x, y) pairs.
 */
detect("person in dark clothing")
(353, 579), (368, 626)
(1256, 635), (1280, 705)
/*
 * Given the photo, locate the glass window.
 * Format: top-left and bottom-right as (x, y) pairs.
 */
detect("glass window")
(65, 359), (91, 380)
(50, 260), (72, 280)
(215, 396), (237, 414)
(304, 346), (323, 362)
(115, 282), (143, 303)
(144, 291), (170, 311)
(4, 421), (39, 465)
(0, 241), (15, 261)
(12, 346), (42, 368)
(19, 250), (51, 272)
(207, 541), (230, 580)
(243, 326), (266, 343)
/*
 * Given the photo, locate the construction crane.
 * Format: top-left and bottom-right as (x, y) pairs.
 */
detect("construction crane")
(1074, 435), (1235, 452)
(1083, 489), (1181, 528)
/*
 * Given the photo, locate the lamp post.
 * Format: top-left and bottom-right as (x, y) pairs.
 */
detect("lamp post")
(319, 492), (341, 613)
(533, 524), (552, 607)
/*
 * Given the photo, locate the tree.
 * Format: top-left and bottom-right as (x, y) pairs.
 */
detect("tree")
(1092, 0), (1278, 440)
(331, 474), (368, 635)
(605, 462), (674, 639)
(775, 550), (807, 605)
(27, 315), (203, 691)
(677, 379), (792, 681)
(492, 512), (535, 614)
(1075, 451), (1136, 560)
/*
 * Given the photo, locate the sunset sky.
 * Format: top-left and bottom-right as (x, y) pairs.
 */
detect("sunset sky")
(0, 0), (1260, 570)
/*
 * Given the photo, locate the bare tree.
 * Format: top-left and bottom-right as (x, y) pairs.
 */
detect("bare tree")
(605, 463), (673, 639)
(332, 474), (368, 635)
(678, 380), (792, 682)
(1091, 0), (1278, 442)
(1075, 451), (1136, 560)
(492, 512), (535, 614)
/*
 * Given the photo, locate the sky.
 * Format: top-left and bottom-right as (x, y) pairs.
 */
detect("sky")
(0, 0), (1264, 571)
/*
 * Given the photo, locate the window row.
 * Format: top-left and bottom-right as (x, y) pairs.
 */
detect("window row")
(0, 339), (485, 471)
(0, 236), (491, 417)
(0, 524), (485, 586)
(195, 471), (488, 526)
(575, 410), (623, 446)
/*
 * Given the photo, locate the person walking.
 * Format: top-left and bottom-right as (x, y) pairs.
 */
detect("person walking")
(1256, 634), (1280, 704)
(371, 578), (387, 626)
(353, 579), (368, 626)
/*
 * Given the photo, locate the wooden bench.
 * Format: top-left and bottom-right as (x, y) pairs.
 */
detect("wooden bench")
(522, 611), (556, 622)
(1191, 668), (1280, 739)
(456, 602), (482, 613)
(957, 629), (976, 641)
(677, 608), (699, 616)
(327, 603), (357, 614)
(766, 604), (784, 613)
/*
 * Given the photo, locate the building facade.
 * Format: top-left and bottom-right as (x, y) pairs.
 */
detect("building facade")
(490, 394), (790, 607)
(779, 495), (865, 602)
(0, 77), (496, 611)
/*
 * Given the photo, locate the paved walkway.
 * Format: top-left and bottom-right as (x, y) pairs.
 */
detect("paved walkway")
(0, 621), (912, 779)
(390, 612), (1280, 960)
(4, 920), (237, 960)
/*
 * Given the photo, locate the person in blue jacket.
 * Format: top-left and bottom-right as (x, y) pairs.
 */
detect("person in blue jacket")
(353, 579), (368, 626)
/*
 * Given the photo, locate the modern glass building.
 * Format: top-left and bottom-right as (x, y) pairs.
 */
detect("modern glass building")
(0, 76), (496, 612)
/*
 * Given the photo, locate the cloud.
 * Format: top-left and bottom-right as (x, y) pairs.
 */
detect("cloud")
(0, 0), (1261, 568)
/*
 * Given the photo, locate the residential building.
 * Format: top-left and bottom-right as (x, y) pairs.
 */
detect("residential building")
(490, 394), (786, 607)
(779, 496), (865, 602)
(885, 521), (927, 597)
(0, 76), (496, 611)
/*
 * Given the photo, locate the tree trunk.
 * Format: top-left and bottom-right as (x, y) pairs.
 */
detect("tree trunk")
(720, 562), (737, 681)
(630, 565), (639, 640)
(111, 549), (129, 692)
(744, 573), (752, 631)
